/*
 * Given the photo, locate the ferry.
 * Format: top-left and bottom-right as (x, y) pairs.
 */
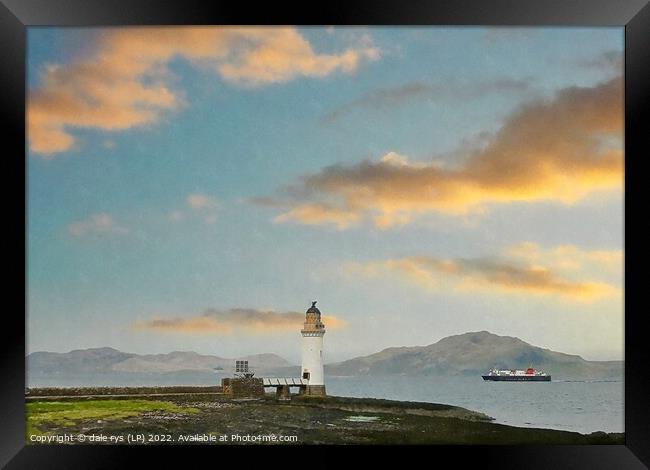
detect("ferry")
(482, 367), (551, 382)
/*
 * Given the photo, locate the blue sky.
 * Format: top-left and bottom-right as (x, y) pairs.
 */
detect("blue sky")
(27, 27), (623, 363)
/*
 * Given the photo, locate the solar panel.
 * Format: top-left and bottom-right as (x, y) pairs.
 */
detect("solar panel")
(261, 377), (308, 386)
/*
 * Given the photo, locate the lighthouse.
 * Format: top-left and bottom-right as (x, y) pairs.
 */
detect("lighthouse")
(300, 301), (326, 396)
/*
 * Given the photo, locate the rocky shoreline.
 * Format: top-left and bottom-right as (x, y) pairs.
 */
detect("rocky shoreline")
(25, 387), (624, 445)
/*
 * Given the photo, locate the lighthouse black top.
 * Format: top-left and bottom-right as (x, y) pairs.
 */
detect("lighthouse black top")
(306, 301), (321, 315)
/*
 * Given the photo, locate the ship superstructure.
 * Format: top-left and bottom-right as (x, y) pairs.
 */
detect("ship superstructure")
(482, 367), (551, 382)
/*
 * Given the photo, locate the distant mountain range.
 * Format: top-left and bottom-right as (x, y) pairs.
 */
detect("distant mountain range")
(27, 331), (622, 386)
(27, 348), (293, 387)
(325, 331), (623, 380)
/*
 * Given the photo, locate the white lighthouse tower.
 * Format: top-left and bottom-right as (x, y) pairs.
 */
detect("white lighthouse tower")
(300, 301), (326, 396)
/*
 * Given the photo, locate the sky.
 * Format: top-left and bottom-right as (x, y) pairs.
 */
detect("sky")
(26, 27), (624, 364)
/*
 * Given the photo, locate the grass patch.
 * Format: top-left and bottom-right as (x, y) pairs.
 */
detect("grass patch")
(26, 399), (199, 438)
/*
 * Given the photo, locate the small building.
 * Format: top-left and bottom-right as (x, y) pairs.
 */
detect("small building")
(221, 360), (265, 398)
(221, 377), (265, 398)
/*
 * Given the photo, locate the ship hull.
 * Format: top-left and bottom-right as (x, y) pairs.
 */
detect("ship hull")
(482, 375), (551, 381)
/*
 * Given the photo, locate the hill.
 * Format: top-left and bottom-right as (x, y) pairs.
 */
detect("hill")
(27, 347), (293, 387)
(325, 331), (622, 379)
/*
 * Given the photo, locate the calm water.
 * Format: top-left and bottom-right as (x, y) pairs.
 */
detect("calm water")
(325, 375), (624, 434)
(29, 373), (624, 434)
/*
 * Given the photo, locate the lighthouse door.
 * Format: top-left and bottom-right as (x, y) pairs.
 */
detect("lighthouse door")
(302, 372), (310, 380)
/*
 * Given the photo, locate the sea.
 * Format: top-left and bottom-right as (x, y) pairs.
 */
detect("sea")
(326, 375), (624, 434)
(28, 373), (624, 434)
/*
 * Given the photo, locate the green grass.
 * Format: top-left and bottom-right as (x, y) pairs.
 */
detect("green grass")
(26, 399), (199, 438)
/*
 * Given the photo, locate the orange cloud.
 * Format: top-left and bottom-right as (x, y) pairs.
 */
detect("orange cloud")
(217, 28), (379, 86)
(273, 203), (361, 230)
(261, 77), (623, 229)
(28, 27), (379, 156)
(505, 242), (623, 273)
(346, 244), (621, 302)
(133, 308), (347, 335)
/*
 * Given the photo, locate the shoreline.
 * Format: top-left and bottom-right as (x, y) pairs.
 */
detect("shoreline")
(25, 387), (624, 445)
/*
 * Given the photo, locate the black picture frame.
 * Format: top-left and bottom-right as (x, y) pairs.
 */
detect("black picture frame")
(3, 0), (648, 468)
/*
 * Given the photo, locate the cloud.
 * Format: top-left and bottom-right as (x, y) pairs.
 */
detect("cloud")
(68, 213), (129, 237)
(321, 78), (532, 123)
(169, 193), (219, 225)
(260, 76), (623, 229)
(216, 28), (379, 86)
(186, 193), (218, 210)
(577, 50), (623, 73)
(273, 203), (361, 230)
(28, 27), (380, 156)
(505, 242), (623, 273)
(132, 308), (347, 335)
(346, 243), (620, 302)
